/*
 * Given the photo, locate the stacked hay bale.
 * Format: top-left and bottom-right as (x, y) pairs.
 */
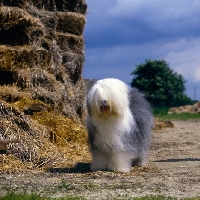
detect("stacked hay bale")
(0, 0), (90, 170)
(0, 0), (87, 122)
(168, 101), (200, 114)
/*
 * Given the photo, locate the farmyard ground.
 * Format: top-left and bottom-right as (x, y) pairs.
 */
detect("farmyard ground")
(0, 120), (200, 199)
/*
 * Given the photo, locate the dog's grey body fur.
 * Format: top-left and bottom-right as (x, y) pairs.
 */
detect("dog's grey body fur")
(127, 88), (153, 165)
(87, 86), (153, 172)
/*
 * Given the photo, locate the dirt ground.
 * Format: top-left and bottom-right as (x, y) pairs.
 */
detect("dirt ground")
(0, 120), (200, 199)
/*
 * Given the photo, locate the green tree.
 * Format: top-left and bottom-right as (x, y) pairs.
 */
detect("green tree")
(130, 59), (192, 106)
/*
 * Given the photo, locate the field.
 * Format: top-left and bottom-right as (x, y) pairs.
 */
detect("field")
(0, 112), (200, 199)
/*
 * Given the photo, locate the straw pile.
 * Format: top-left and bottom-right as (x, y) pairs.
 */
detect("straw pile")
(153, 118), (174, 130)
(0, 0), (87, 121)
(0, 0), (89, 171)
(0, 99), (90, 172)
(168, 101), (200, 114)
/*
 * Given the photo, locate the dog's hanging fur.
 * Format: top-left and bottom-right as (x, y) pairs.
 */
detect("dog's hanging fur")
(86, 78), (153, 172)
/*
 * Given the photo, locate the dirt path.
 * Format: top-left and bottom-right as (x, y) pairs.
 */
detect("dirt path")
(0, 120), (200, 199)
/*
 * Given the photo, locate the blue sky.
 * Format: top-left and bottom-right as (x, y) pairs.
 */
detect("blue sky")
(83, 0), (200, 100)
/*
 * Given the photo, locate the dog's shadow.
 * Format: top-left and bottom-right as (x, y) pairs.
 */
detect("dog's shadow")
(154, 158), (200, 163)
(48, 162), (91, 173)
(48, 158), (200, 173)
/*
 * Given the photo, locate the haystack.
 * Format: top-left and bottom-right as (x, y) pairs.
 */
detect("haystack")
(168, 101), (200, 114)
(0, 0), (89, 171)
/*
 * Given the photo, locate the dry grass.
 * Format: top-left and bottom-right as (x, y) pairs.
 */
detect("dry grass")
(0, 0), (88, 173)
(0, 98), (90, 173)
(56, 12), (86, 36)
(31, 111), (87, 146)
(153, 117), (174, 130)
(0, 2), (87, 121)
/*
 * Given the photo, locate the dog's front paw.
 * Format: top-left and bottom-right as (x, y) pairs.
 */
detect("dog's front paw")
(113, 167), (130, 173)
(108, 162), (131, 173)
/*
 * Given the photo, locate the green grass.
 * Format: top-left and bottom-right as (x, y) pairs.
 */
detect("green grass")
(0, 193), (85, 200)
(157, 113), (200, 121)
(133, 196), (200, 200)
(57, 181), (74, 191)
(0, 193), (43, 200)
(153, 106), (170, 116)
(133, 195), (175, 200)
(1, 193), (199, 200)
(153, 106), (200, 120)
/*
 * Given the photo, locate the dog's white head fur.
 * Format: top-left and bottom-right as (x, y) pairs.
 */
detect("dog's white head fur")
(87, 78), (130, 119)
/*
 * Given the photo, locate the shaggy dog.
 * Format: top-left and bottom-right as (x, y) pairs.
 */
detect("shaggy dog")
(86, 78), (153, 172)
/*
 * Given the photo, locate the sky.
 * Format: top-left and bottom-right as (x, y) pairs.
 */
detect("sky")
(83, 0), (200, 100)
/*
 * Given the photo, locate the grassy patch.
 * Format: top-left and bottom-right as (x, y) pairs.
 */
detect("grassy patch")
(0, 192), (43, 200)
(57, 181), (74, 191)
(0, 185), (85, 200)
(153, 106), (200, 120)
(0, 193), (85, 200)
(133, 196), (200, 200)
(133, 195), (175, 200)
(153, 106), (170, 116)
(157, 113), (200, 121)
(0, 193), (199, 200)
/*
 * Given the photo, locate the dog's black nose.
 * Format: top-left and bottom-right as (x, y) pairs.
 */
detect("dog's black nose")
(102, 100), (107, 105)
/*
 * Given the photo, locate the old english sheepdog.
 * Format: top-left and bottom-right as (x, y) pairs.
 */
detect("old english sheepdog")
(86, 78), (153, 172)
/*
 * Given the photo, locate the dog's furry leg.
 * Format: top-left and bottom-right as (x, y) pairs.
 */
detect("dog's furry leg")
(108, 152), (132, 172)
(90, 149), (109, 171)
(132, 150), (148, 166)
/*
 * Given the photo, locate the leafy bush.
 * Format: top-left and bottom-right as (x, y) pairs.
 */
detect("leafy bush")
(131, 60), (193, 106)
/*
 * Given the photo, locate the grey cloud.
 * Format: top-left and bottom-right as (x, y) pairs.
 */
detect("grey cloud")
(84, 0), (200, 99)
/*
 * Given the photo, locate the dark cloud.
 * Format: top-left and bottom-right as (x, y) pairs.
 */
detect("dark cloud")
(85, 0), (200, 47)
(84, 0), (200, 99)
